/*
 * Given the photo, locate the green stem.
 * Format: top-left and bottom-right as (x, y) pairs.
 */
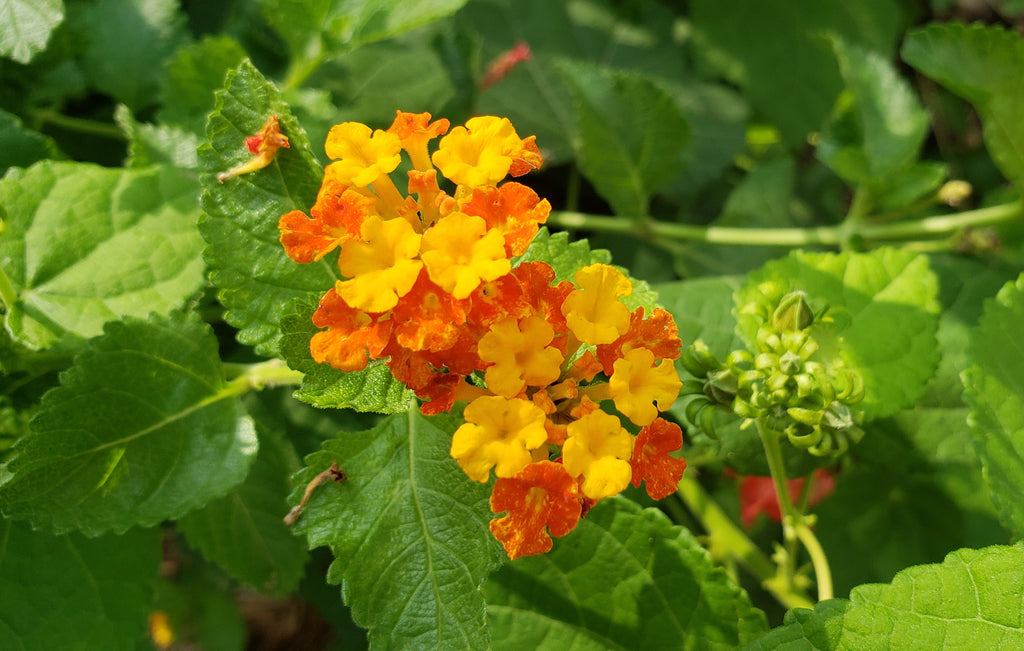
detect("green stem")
(546, 199), (1023, 249)
(0, 263), (18, 312)
(31, 109), (124, 140)
(282, 54), (328, 92)
(757, 420), (833, 603)
(676, 473), (813, 610)
(222, 359), (305, 392)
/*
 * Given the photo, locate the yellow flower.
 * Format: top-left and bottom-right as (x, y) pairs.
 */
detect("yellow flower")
(479, 316), (564, 398)
(609, 347), (683, 426)
(432, 116), (540, 187)
(562, 411), (634, 499)
(561, 264), (632, 345)
(420, 212), (510, 299)
(335, 215), (423, 312)
(451, 396), (549, 482)
(325, 122), (402, 187)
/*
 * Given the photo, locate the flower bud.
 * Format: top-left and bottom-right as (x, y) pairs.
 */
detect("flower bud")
(771, 291), (814, 332)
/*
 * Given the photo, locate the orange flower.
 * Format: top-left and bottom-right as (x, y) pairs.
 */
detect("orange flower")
(387, 111), (450, 171)
(460, 182), (551, 256)
(390, 270), (467, 352)
(310, 288), (393, 371)
(489, 461), (582, 560)
(630, 419), (686, 500)
(279, 185), (377, 263)
(597, 307), (682, 374)
(514, 261), (573, 332)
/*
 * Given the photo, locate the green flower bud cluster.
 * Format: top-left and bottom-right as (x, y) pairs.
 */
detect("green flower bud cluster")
(681, 291), (865, 457)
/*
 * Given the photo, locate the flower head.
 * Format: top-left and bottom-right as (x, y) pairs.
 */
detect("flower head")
(432, 116), (542, 187)
(562, 264), (632, 345)
(451, 396), (549, 481)
(420, 212), (510, 298)
(562, 410), (634, 499)
(609, 347), (683, 426)
(325, 122), (402, 187)
(630, 418), (686, 499)
(489, 461), (581, 560)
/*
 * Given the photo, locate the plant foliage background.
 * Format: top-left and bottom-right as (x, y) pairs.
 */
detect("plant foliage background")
(2, 0), (1024, 648)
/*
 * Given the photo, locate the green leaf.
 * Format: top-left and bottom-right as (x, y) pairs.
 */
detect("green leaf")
(749, 545), (1024, 649)
(260, 0), (467, 62)
(963, 274), (1024, 539)
(71, 0), (188, 109)
(817, 36), (929, 185)
(289, 410), (503, 649)
(177, 427), (307, 596)
(158, 34), (248, 135)
(115, 105), (200, 170)
(279, 298), (413, 413)
(0, 108), (60, 173)
(486, 498), (767, 649)
(902, 23), (1024, 189)
(735, 248), (940, 421)
(0, 519), (160, 650)
(0, 312), (258, 535)
(0, 0), (62, 64)
(0, 160), (205, 351)
(557, 61), (690, 217)
(324, 41), (456, 127)
(199, 60), (331, 357)
(691, 0), (905, 147)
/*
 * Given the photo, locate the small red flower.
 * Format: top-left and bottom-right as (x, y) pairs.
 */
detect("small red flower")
(630, 418), (687, 499)
(490, 460), (582, 560)
(738, 469), (836, 528)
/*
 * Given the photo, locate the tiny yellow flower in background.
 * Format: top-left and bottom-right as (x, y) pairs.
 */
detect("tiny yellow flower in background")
(479, 316), (564, 398)
(325, 122), (402, 187)
(451, 396), (549, 481)
(562, 410), (634, 499)
(609, 347), (683, 426)
(420, 212), (510, 298)
(336, 215), (423, 313)
(561, 264), (633, 345)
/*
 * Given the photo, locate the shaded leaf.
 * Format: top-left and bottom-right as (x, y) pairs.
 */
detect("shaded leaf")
(158, 34), (248, 134)
(289, 410), (503, 649)
(115, 105), (200, 170)
(486, 498), (767, 649)
(735, 248), (940, 420)
(817, 36), (929, 185)
(279, 298), (413, 413)
(903, 23), (1024, 188)
(71, 0), (188, 109)
(0, 519), (160, 650)
(557, 60), (689, 217)
(260, 0), (467, 61)
(0, 107), (60, 173)
(0, 312), (258, 535)
(0, 160), (205, 351)
(691, 0), (905, 147)
(0, 0), (62, 64)
(963, 273), (1024, 539)
(177, 427), (307, 596)
(199, 60), (331, 356)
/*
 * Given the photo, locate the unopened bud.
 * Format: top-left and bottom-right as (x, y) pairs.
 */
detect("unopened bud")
(771, 291), (815, 332)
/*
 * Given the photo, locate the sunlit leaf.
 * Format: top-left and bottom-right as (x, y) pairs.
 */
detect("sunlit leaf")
(0, 312), (258, 535)
(289, 410), (503, 649)
(486, 498), (768, 649)
(199, 60), (330, 356)
(0, 161), (205, 351)
(0, 0), (62, 64)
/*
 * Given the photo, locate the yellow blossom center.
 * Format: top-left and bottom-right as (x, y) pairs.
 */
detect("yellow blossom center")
(420, 212), (511, 298)
(561, 264), (633, 345)
(479, 316), (564, 398)
(609, 347), (683, 426)
(336, 215), (423, 313)
(562, 411), (634, 499)
(325, 122), (402, 187)
(450, 396), (549, 482)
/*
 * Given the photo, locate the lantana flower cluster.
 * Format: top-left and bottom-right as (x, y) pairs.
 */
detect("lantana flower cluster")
(279, 111), (687, 559)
